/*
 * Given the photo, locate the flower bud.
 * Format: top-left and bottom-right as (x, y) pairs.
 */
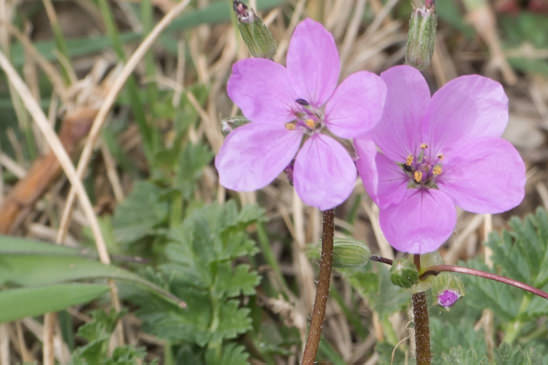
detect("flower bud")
(405, 2), (437, 69)
(390, 257), (419, 288)
(431, 272), (465, 309)
(332, 238), (371, 268)
(234, 1), (276, 59)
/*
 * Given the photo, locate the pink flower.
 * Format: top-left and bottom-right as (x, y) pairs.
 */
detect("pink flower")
(438, 289), (460, 307)
(355, 65), (525, 254)
(215, 19), (386, 210)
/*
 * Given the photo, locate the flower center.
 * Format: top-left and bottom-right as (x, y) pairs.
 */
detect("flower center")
(285, 98), (324, 133)
(400, 143), (443, 189)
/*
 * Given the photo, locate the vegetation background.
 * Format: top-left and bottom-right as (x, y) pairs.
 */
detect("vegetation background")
(0, 0), (547, 364)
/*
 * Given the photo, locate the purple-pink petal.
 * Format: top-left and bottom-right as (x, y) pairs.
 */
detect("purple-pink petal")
(354, 138), (380, 204)
(374, 153), (409, 209)
(425, 75), (508, 151)
(379, 189), (456, 254)
(325, 71), (387, 139)
(286, 18), (340, 106)
(438, 289), (460, 307)
(371, 65), (431, 161)
(293, 134), (356, 210)
(215, 123), (302, 191)
(227, 58), (296, 125)
(438, 137), (525, 213)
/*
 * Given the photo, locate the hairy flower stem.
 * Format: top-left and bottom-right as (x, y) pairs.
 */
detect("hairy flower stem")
(370, 256), (548, 300)
(412, 292), (432, 365)
(421, 265), (548, 300)
(413, 254), (431, 365)
(302, 209), (334, 364)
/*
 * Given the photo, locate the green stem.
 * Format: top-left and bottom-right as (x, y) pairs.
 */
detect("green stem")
(502, 294), (531, 344)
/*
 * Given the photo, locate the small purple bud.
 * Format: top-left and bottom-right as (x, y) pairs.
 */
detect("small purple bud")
(296, 98), (310, 106)
(438, 289), (460, 307)
(233, 1), (250, 20)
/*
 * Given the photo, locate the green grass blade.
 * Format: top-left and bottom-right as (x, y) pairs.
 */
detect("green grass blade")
(0, 284), (109, 323)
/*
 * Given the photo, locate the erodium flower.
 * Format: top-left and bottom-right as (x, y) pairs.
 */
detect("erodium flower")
(215, 18), (386, 210)
(355, 65), (525, 254)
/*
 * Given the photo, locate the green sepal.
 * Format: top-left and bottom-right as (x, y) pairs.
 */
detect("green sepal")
(390, 257), (419, 289)
(406, 5), (437, 69)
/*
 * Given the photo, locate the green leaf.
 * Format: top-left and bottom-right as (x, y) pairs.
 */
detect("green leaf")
(113, 181), (168, 244)
(494, 343), (548, 365)
(0, 284), (108, 323)
(430, 317), (487, 364)
(205, 343), (249, 365)
(137, 287), (211, 345)
(175, 143), (213, 199)
(0, 234), (82, 255)
(215, 264), (261, 297)
(472, 208), (548, 318)
(134, 202), (260, 350)
(436, 346), (488, 365)
(72, 309), (152, 365)
(462, 260), (521, 321)
(459, 208), (548, 343)
(213, 300), (252, 342)
(0, 236), (184, 307)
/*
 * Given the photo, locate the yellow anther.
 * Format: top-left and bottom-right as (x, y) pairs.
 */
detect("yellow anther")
(433, 165), (442, 176)
(414, 170), (423, 183)
(305, 118), (316, 129)
(405, 155), (414, 166)
(437, 153), (444, 160)
(420, 143), (428, 150)
(285, 122), (297, 130)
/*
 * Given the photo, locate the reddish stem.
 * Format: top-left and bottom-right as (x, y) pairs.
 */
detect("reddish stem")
(369, 256), (548, 300)
(412, 291), (431, 365)
(302, 209), (334, 364)
(413, 254), (431, 365)
(421, 265), (548, 300)
(369, 255), (393, 265)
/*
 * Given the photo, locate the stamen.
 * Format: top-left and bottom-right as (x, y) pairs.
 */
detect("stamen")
(296, 98), (309, 106)
(305, 119), (316, 129)
(433, 165), (442, 176)
(405, 155), (414, 166)
(437, 153), (444, 160)
(414, 171), (423, 183)
(285, 122), (297, 130)
(420, 143), (428, 150)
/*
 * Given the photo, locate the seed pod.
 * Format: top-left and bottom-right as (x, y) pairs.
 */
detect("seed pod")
(332, 238), (371, 269)
(405, 3), (437, 69)
(234, 1), (276, 59)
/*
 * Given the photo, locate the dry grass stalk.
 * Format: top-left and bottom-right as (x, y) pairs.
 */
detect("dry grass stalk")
(0, 108), (96, 234)
(57, 0), (192, 245)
